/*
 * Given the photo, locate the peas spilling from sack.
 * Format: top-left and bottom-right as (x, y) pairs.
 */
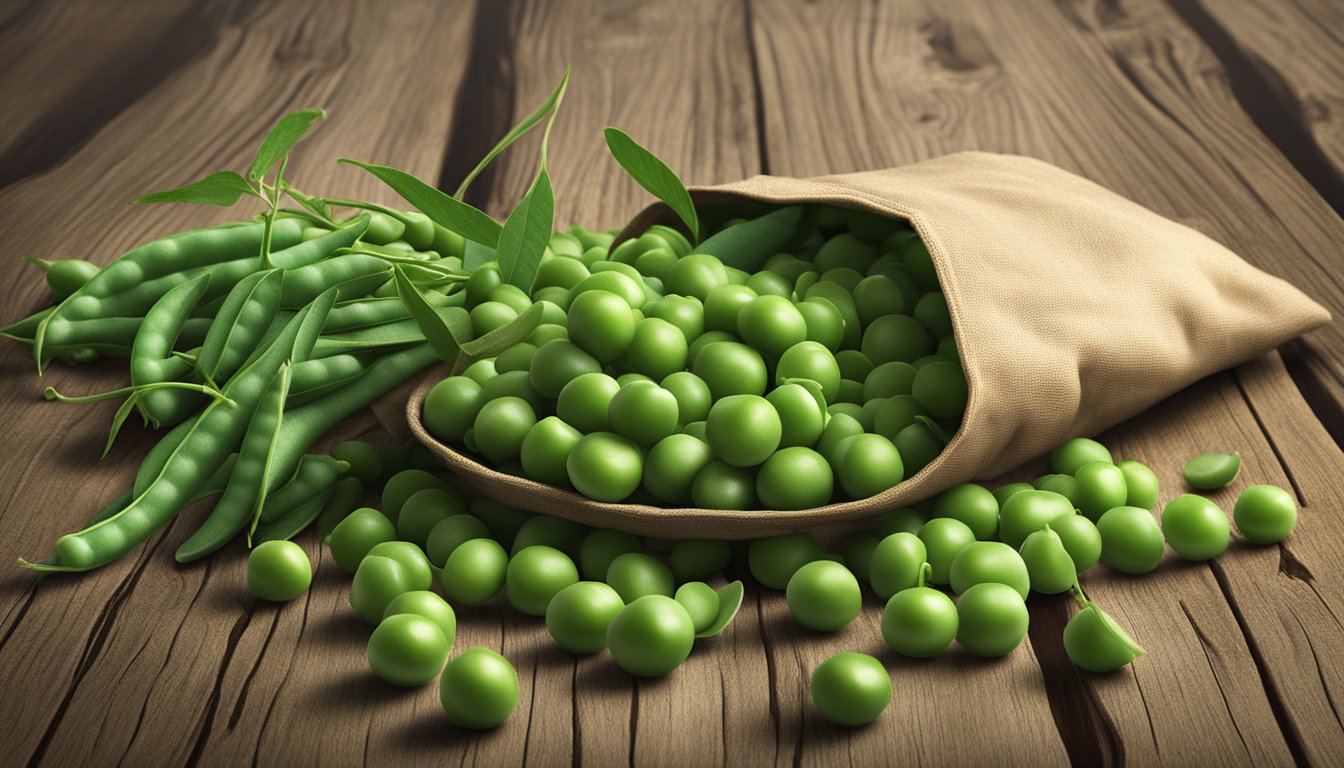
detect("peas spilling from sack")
(1, 83), (1300, 732)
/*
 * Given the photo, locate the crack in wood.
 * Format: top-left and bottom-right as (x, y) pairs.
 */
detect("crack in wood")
(1291, 612), (1344, 731)
(227, 605), (282, 731)
(1234, 374), (1307, 506)
(741, 0), (772, 175)
(753, 590), (782, 765)
(1178, 600), (1255, 759)
(182, 605), (256, 767)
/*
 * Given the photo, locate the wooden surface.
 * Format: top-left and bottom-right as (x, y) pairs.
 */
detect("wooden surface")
(1, 0), (1342, 764)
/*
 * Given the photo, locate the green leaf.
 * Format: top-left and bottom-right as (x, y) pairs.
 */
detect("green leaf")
(133, 171), (258, 206)
(696, 580), (744, 638)
(496, 168), (553, 293)
(604, 127), (699, 244)
(250, 108), (326, 182)
(690, 205), (804, 271)
(455, 67), (571, 199)
(281, 182), (334, 224)
(463, 240), (497, 271)
(459, 302), (543, 360)
(340, 159), (502, 248)
(395, 265), (470, 363)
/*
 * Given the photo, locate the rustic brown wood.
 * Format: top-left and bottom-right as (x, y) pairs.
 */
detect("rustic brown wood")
(1, 0), (1343, 765)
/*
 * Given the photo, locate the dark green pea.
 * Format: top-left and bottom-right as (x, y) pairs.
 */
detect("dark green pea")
(891, 421), (944, 476)
(381, 469), (451, 527)
(441, 538), (508, 605)
(749, 532), (824, 590)
(511, 515), (585, 560)
(580, 529), (643, 582)
(834, 349), (873, 382)
(910, 360), (966, 421)
(862, 314), (933, 365)
(691, 461), (757, 510)
(669, 539), (733, 582)
(838, 530), (881, 583)
(398, 488), (465, 550)
(852, 275), (906, 326)
(606, 552), (675, 602)
(796, 297), (845, 351)
(644, 434), (714, 505)
(877, 507), (926, 537)
(330, 440), (384, 485)
(864, 361), (917, 401)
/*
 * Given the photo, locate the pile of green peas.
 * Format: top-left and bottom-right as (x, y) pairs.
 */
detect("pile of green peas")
(422, 204), (967, 510)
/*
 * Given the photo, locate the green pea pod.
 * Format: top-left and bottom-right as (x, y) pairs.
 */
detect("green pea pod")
(310, 317), (426, 357)
(287, 353), (375, 407)
(196, 270), (283, 385)
(131, 273), (213, 426)
(268, 214), (370, 270)
(25, 299), (321, 573)
(291, 288), (337, 364)
(0, 306), (54, 342)
(251, 453), (344, 541)
(321, 289), (465, 334)
(279, 253), (391, 308)
(21, 256), (100, 301)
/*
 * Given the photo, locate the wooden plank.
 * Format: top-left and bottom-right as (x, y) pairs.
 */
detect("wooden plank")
(0, 0), (470, 764)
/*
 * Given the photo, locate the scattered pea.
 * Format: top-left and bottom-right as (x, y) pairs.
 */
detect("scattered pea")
(606, 595), (695, 677)
(882, 563), (957, 657)
(1182, 452), (1241, 490)
(809, 652), (892, 726)
(546, 581), (625, 654)
(440, 648), (519, 729)
(1161, 494), (1230, 561)
(247, 540), (312, 602)
(955, 582), (1029, 658)
(786, 560), (862, 631)
(1232, 485), (1297, 544)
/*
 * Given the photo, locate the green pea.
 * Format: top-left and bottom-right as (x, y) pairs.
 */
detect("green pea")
(556, 372), (620, 434)
(838, 530), (881, 583)
(1182, 452), (1241, 490)
(913, 291), (952, 338)
(461, 358), (498, 387)
(545, 581), (625, 655)
(440, 648), (519, 729)
(775, 341), (842, 403)
(1096, 506), (1165, 574)
(991, 482), (1034, 509)
(398, 488), (465, 550)
(1064, 591), (1146, 673)
(636, 247), (680, 281)
(949, 541), (1030, 599)
(864, 361), (917, 401)
(606, 552), (675, 602)
(665, 253), (729, 300)
(425, 514), (490, 567)
(1232, 485), (1296, 544)
(495, 342), (539, 375)
(796, 298), (845, 351)
(815, 413), (863, 467)
(330, 440), (384, 485)
(891, 421), (944, 476)
(470, 300), (518, 336)
(1019, 526), (1077, 594)
(881, 563), (957, 657)
(1033, 473), (1079, 505)
(917, 517), (975, 585)
(834, 434), (903, 500)
(809, 652), (892, 727)
(674, 582), (719, 633)
(608, 381), (680, 449)
(735, 295), (807, 360)
(877, 507), (926, 537)
(703, 284), (758, 333)
(536, 253), (591, 290)
(616, 371), (652, 387)
(931, 483), (999, 541)
(366, 541), (433, 591)
(706, 395), (781, 468)
(835, 378), (865, 406)
(528, 339), (601, 400)
(644, 434), (714, 505)
(833, 349), (872, 382)
(579, 529), (643, 581)
(669, 539), (733, 582)
(567, 432), (644, 502)
(606, 595), (695, 677)
(869, 532), (927, 599)
(520, 416), (583, 487)
(512, 515), (585, 559)
(441, 538), (509, 605)
(625, 317), (689, 380)
(1049, 513), (1103, 573)
(329, 507), (397, 573)
(247, 540), (312, 602)
(691, 461), (757, 510)
(861, 314), (933, 365)
(1116, 460), (1160, 510)
(567, 290), (636, 363)
(998, 490), (1074, 549)
(955, 582), (1029, 658)
(756, 447), (833, 510)
(661, 371), (712, 425)
(570, 270), (647, 309)
(786, 560), (861, 632)
(383, 590), (457, 647)
(351, 555), (414, 623)
(1050, 437), (1113, 475)
(367, 613), (450, 687)
(852, 275), (906, 326)
(910, 361), (966, 421)
(816, 232), (878, 273)
(1073, 461), (1128, 521)
(692, 341), (768, 400)
(1161, 494), (1230, 561)
(381, 469), (451, 527)
(506, 545), (580, 616)
(749, 532), (824, 590)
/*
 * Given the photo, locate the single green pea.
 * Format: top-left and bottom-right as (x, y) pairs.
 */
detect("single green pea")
(955, 582), (1029, 658)
(528, 322), (569, 347)
(512, 515), (585, 559)
(606, 552), (675, 603)
(461, 358), (498, 387)
(706, 395), (782, 468)
(1116, 460), (1160, 510)
(877, 507), (926, 537)
(557, 372), (620, 434)
(636, 247), (680, 282)
(852, 275), (907, 326)
(643, 434), (714, 505)
(567, 290), (636, 363)
(882, 563), (958, 658)
(949, 541), (1030, 599)
(546, 581), (625, 655)
(691, 461), (757, 510)
(910, 360), (966, 421)
(820, 266), (864, 292)
(816, 413), (864, 467)
(837, 434), (904, 500)
(762, 384), (825, 450)
(833, 349), (873, 383)
(570, 270), (647, 310)
(520, 416), (583, 487)
(931, 483), (999, 541)
(496, 345), (537, 377)
(367, 613), (450, 687)
(786, 560), (861, 631)
(1064, 589), (1146, 673)
(441, 538), (509, 605)
(891, 421), (945, 476)
(381, 469), (451, 527)
(838, 531), (881, 583)
(398, 488), (464, 550)
(366, 541), (433, 591)
(835, 378), (865, 406)
(869, 532), (927, 599)
(749, 532), (825, 590)
(917, 517), (975, 585)
(736, 295), (808, 360)
(528, 339), (601, 400)
(913, 291), (952, 338)
(692, 341), (768, 400)
(566, 432), (644, 503)
(471, 301), (519, 336)
(816, 232), (879, 273)
(609, 381), (680, 449)
(998, 490), (1074, 549)
(606, 595), (695, 677)
(351, 555), (414, 623)
(578, 529), (643, 581)
(1096, 506), (1165, 574)
(1033, 474), (1079, 505)
(1161, 494), (1230, 561)
(861, 313), (934, 366)
(329, 507), (397, 573)
(1019, 526), (1077, 594)
(1232, 485), (1297, 544)
(796, 298), (845, 351)
(1050, 437), (1113, 475)
(506, 545), (580, 616)
(247, 540), (312, 602)
(1073, 462), (1128, 521)
(383, 590), (457, 647)
(1049, 513), (1103, 573)
(703, 284), (758, 333)
(487, 284), (532, 316)
(661, 371), (713, 425)
(1182, 452), (1241, 490)
(440, 648), (519, 729)
(669, 539), (733, 582)
(330, 440), (385, 485)
(625, 317), (689, 380)
(991, 482), (1034, 508)
(864, 361), (917, 401)
(775, 341), (842, 403)
(810, 652), (892, 727)
(535, 253), (591, 290)
(665, 253), (729, 300)
(756, 447), (833, 510)
(674, 582), (720, 633)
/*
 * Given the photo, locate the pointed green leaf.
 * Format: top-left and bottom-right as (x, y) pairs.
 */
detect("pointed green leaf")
(455, 67), (571, 199)
(690, 205), (803, 271)
(604, 127), (699, 244)
(496, 168), (553, 293)
(250, 108), (326, 182)
(458, 302), (543, 359)
(396, 265), (467, 362)
(338, 159), (502, 248)
(133, 171), (259, 206)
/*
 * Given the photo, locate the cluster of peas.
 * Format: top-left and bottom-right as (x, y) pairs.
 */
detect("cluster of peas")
(421, 204), (965, 508)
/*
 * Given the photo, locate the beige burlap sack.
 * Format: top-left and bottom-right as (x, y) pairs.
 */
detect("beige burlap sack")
(409, 152), (1329, 539)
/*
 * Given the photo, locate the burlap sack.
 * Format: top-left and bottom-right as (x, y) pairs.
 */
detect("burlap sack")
(408, 152), (1330, 539)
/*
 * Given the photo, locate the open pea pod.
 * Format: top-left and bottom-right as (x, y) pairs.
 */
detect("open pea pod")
(695, 580), (744, 639)
(130, 273), (213, 427)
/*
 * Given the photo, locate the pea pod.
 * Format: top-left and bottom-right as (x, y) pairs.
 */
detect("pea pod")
(251, 454), (344, 542)
(279, 253), (391, 308)
(131, 273), (212, 426)
(287, 353), (375, 407)
(195, 270), (283, 385)
(25, 298), (322, 572)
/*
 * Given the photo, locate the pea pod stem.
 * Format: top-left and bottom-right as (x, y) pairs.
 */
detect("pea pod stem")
(918, 562), (933, 589)
(20, 255), (54, 271)
(44, 381), (235, 408)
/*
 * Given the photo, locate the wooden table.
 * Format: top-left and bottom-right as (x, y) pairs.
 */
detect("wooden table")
(2, 0), (1342, 764)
